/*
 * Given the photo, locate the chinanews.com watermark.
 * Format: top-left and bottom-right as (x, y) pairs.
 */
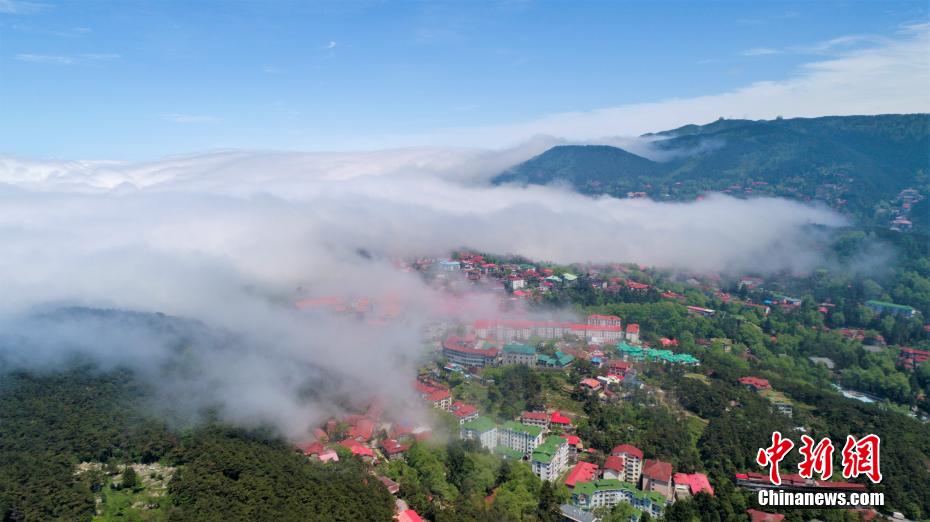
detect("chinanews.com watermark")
(752, 432), (885, 508)
(758, 490), (884, 508)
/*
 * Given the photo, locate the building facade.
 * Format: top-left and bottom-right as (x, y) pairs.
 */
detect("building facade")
(460, 417), (498, 450)
(502, 343), (537, 366)
(531, 436), (569, 482)
(610, 444), (644, 484)
(498, 421), (544, 456)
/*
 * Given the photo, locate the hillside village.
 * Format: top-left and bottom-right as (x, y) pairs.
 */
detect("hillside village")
(287, 251), (928, 522)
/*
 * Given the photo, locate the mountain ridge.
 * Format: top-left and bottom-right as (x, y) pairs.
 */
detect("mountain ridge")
(494, 114), (930, 222)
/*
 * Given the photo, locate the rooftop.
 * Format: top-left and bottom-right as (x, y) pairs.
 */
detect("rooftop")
(501, 420), (543, 437)
(462, 417), (496, 433)
(572, 479), (666, 504)
(603, 455), (625, 472)
(564, 462), (599, 488)
(503, 343), (537, 355)
(643, 459), (673, 482)
(531, 436), (567, 464)
(494, 445), (525, 459)
(611, 444), (644, 459)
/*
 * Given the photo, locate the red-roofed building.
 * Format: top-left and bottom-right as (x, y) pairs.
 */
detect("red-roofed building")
(396, 509), (424, 522)
(587, 314), (622, 327)
(471, 319), (622, 343)
(378, 475), (400, 495)
(380, 438), (410, 460)
(579, 378), (602, 393)
(414, 380), (452, 410)
(348, 418), (375, 442)
(659, 337), (679, 347)
(642, 459), (674, 499)
(602, 455), (625, 480)
(625, 323), (640, 344)
(739, 376), (772, 391)
(442, 336), (499, 368)
(746, 509), (785, 522)
(549, 411), (571, 428)
(521, 411), (550, 429)
(339, 439), (375, 460)
(449, 402), (479, 424)
(297, 441), (325, 457)
(563, 434), (582, 460)
(606, 360), (632, 375)
(390, 423), (413, 439)
(899, 347), (930, 370)
(610, 444), (644, 483)
(564, 461), (599, 488)
(674, 472), (714, 499)
(626, 281), (650, 291)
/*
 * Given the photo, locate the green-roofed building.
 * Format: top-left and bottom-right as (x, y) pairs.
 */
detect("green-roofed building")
(562, 273), (578, 282)
(537, 350), (575, 369)
(571, 479), (666, 519)
(498, 420), (544, 456)
(641, 348), (701, 366)
(617, 342), (645, 361)
(503, 343), (537, 366)
(531, 436), (569, 481)
(460, 417), (498, 450)
(865, 300), (917, 318)
(494, 446), (526, 460)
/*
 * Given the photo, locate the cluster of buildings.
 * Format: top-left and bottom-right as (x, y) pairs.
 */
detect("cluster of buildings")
(471, 314), (635, 345)
(889, 188), (922, 232)
(460, 409), (580, 483)
(865, 300), (918, 319)
(614, 342), (700, 366)
(562, 443), (713, 520)
(296, 398), (433, 467)
(738, 376), (793, 417)
(414, 379), (484, 425)
(899, 347), (930, 371)
(441, 336), (577, 369)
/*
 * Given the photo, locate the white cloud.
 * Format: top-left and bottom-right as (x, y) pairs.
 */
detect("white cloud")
(13, 52), (120, 65)
(0, 144), (849, 436)
(161, 113), (218, 124)
(326, 40), (337, 49)
(741, 47), (780, 56)
(14, 53), (74, 64)
(370, 23), (929, 148)
(0, 0), (46, 14)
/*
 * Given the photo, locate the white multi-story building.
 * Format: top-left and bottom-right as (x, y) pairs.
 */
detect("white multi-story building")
(610, 444), (644, 484)
(497, 421), (544, 456)
(571, 480), (666, 519)
(531, 436), (569, 482)
(460, 417), (497, 450)
(502, 343), (537, 366)
(472, 315), (623, 345)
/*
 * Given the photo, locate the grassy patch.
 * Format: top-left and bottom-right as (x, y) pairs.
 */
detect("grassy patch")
(83, 463), (175, 522)
(684, 373), (709, 384)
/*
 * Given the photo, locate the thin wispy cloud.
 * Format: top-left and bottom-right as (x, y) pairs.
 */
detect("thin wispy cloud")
(14, 52), (120, 65)
(0, 0), (47, 14)
(325, 40), (337, 49)
(14, 53), (74, 64)
(161, 113), (218, 124)
(370, 22), (929, 149)
(741, 47), (780, 56)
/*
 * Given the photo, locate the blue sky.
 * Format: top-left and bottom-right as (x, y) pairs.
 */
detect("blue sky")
(0, 0), (927, 158)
